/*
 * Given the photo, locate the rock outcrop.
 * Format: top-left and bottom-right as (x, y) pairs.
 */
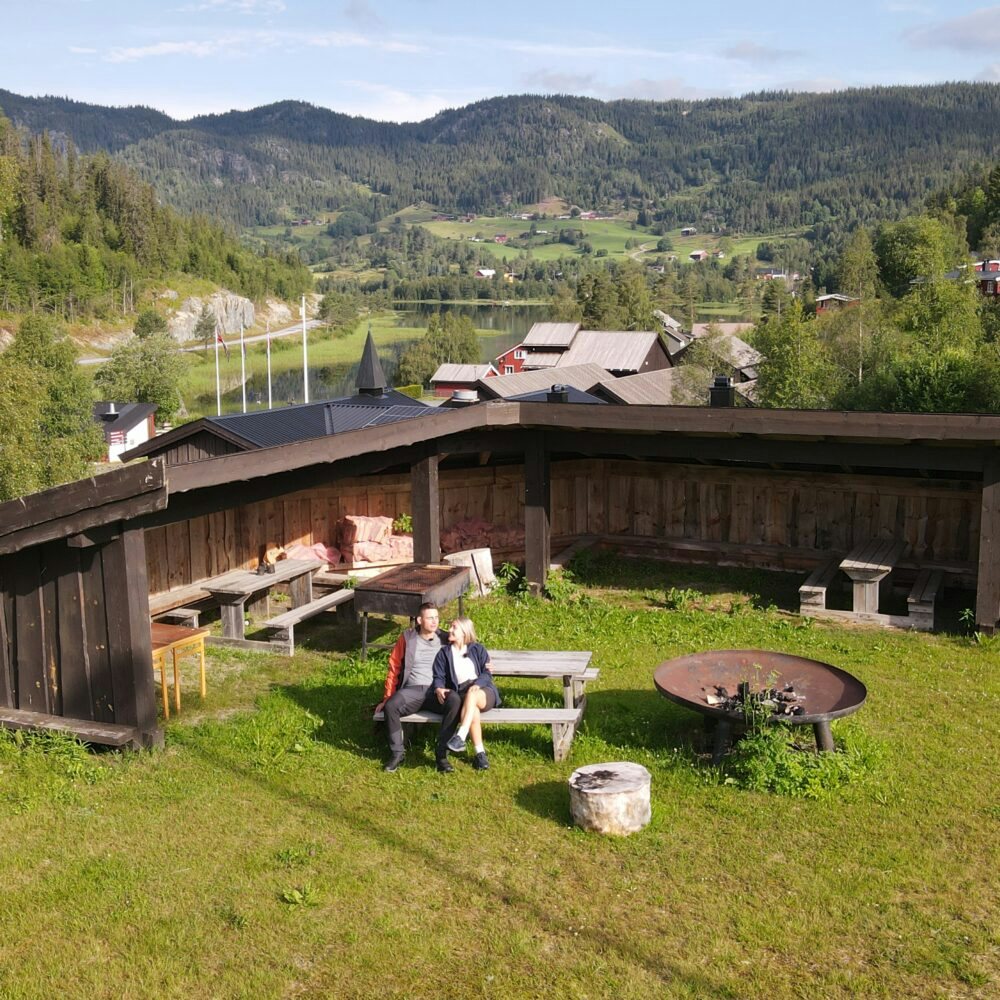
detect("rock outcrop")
(167, 292), (255, 342)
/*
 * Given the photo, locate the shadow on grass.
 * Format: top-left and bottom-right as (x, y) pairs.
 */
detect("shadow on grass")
(515, 780), (571, 825)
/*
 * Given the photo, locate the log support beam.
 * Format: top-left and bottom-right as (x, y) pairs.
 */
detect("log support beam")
(411, 454), (441, 564)
(524, 434), (551, 596)
(976, 454), (1000, 633)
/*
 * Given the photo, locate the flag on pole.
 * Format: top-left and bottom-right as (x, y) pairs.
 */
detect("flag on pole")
(216, 331), (230, 359)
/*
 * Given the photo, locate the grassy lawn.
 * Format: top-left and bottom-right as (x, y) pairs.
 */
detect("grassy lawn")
(0, 556), (996, 998)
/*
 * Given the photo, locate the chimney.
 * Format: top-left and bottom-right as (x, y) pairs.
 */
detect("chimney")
(445, 389), (479, 408)
(709, 375), (734, 408)
(547, 384), (569, 403)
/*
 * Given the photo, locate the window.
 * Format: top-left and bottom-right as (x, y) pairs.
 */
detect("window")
(505, 366), (514, 374)
(514, 350), (525, 360)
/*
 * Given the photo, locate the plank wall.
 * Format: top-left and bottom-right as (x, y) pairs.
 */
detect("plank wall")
(145, 459), (981, 595)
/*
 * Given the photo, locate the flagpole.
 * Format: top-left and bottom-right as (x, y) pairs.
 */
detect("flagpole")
(301, 294), (309, 404)
(214, 327), (221, 416)
(266, 322), (273, 409)
(240, 323), (247, 413)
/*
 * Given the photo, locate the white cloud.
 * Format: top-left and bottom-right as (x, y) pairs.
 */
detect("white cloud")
(521, 70), (599, 93)
(305, 31), (424, 54)
(501, 40), (673, 60)
(771, 76), (847, 93)
(176, 0), (286, 12)
(106, 39), (241, 63)
(334, 80), (474, 122)
(722, 41), (801, 63)
(68, 46), (98, 55)
(903, 7), (1000, 50)
(977, 63), (1000, 79)
(605, 77), (723, 101)
(342, 0), (383, 28)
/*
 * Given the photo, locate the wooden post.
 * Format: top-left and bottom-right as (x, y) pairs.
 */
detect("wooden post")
(101, 526), (161, 748)
(525, 434), (551, 595)
(975, 454), (1000, 633)
(411, 455), (441, 564)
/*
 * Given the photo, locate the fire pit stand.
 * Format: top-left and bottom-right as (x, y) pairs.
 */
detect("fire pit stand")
(653, 650), (867, 762)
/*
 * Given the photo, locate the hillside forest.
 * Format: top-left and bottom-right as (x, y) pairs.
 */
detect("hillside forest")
(3, 86), (1000, 500)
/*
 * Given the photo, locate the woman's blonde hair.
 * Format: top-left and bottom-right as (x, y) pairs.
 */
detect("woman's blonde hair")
(449, 616), (477, 646)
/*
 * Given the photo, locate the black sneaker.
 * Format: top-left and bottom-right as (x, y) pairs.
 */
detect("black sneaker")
(472, 751), (489, 771)
(436, 758), (454, 773)
(446, 733), (467, 754)
(383, 752), (405, 773)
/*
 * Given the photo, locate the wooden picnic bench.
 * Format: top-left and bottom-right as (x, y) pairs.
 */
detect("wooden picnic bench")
(373, 650), (596, 761)
(798, 538), (942, 631)
(263, 588), (355, 654)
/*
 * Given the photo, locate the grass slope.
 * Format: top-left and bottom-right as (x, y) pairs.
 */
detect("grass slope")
(0, 557), (995, 998)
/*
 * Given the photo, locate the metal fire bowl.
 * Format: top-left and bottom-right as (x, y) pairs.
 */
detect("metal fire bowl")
(653, 649), (867, 726)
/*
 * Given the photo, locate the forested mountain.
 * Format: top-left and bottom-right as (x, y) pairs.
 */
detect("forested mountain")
(2, 85), (999, 231)
(0, 110), (311, 320)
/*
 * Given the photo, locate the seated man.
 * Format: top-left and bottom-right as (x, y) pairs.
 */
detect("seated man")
(375, 602), (452, 773)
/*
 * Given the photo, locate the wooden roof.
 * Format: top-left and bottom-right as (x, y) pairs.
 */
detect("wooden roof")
(7, 404), (1000, 548)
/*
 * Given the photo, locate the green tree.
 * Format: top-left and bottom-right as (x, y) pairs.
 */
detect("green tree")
(95, 331), (186, 422)
(194, 305), (216, 351)
(874, 216), (964, 296)
(396, 312), (479, 386)
(0, 357), (45, 500)
(3, 314), (102, 493)
(754, 303), (838, 409)
(615, 263), (654, 330)
(134, 308), (168, 339)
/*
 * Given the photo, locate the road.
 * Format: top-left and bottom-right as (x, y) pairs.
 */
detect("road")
(78, 318), (324, 365)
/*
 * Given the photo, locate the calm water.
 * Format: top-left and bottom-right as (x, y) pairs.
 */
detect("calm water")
(236, 302), (549, 410)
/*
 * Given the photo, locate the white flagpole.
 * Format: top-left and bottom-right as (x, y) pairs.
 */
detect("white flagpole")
(240, 323), (247, 413)
(266, 323), (273, 410)
(301, 294), (309, 404)
(214, 328), (221, 416)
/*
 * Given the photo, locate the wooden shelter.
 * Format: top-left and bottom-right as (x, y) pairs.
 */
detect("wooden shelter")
(3, 402), (1000, 745)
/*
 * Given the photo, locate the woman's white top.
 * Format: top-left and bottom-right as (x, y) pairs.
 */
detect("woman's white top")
(450, 645), (477, 686)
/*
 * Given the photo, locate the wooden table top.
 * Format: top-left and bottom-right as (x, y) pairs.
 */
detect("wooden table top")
(151, 622), (210, 652)
(840, 538), (908, 575)
(202, 558), (323, 598)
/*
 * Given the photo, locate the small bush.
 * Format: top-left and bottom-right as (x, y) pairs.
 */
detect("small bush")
(723, 719), (882, 799)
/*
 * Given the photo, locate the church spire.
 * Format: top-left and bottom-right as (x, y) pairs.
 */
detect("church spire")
(356, 326), (388, 396)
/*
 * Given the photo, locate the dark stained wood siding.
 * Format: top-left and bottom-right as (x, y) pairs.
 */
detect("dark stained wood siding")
(158, 432), (244, 467)
(0, 530), (158, 743)
(144, 458), (981, 595)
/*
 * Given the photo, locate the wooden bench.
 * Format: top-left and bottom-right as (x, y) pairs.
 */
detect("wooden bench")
(907, 568), (943, 631)
(0, 707), (140, 748)
(373, 706), (585, 761)
(149, 583), (213, 618)
(263, 588), (355, 654)
(373, 649), (597, 760)
(798, 556), (843, 615)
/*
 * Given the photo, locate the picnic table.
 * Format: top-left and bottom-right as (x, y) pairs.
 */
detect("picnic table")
(202, 558), (323, 644)
(798, 537), (942, 631)
(373, 649), (597, 760)
(840, 538), (908, 615)
(354, 563), (470, 658)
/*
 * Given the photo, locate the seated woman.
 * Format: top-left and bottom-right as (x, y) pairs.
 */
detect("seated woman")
(432, 617), (500, 771)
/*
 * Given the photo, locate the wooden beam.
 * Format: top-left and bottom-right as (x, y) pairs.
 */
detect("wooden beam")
(524, 433), (551, 595)
(543, 430), (984, 474)
(66, 524), (122, 548)
(411, 454), (441, 564)
(100, 527), (160, 747)
(976, 454), (1000, 632)
(0, 460), (167, 557)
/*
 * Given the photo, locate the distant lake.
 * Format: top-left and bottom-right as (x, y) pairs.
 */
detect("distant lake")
(239, 301), (549, 408)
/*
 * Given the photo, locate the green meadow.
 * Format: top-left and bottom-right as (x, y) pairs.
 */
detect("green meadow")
(0, 555), (996, 998)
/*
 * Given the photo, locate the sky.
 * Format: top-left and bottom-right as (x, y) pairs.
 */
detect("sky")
(3, 1), (1000, 122)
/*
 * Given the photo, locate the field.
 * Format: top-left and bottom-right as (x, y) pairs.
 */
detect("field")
(0, 556), (995, 999)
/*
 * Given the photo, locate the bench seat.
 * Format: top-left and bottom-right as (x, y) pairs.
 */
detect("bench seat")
(373, 705), (585, 761)
(799, 556), (842, 615)
(907, 568), (943, 631)
(0, 707), (140, 748)
(264, 588), (354, 654)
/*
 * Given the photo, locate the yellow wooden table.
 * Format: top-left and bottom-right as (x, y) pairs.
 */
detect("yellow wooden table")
(151, 622), (211, 718)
